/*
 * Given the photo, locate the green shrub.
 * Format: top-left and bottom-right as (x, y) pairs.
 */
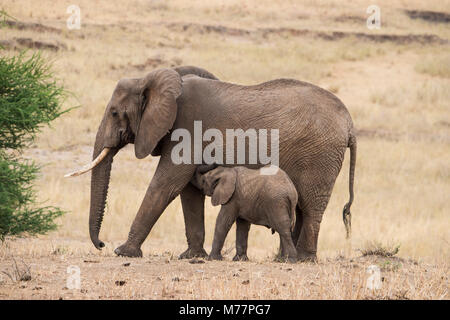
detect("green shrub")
(0, 50), (69, 240)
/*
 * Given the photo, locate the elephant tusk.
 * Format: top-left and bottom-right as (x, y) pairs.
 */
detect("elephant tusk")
(64, 148), (111, 177)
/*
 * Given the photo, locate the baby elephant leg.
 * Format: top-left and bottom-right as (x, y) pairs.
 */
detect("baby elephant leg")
(278, 232), (297, 263)
(271, 209), (297, 263)
(277, 234), (285, 259)
(209, 206), (236, 261)
(233, 218), (251, 261)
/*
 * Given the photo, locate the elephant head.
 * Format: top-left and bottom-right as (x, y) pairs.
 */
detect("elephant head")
(194, 166), (236, 206)
(65, 66), (218, 250)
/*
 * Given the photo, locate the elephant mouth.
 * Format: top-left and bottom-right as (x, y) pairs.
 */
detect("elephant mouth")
(121, 129), (135, 145)
(64, 148), (111, 177)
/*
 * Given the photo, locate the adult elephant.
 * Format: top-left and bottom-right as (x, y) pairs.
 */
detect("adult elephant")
(67, 66), (356, 261)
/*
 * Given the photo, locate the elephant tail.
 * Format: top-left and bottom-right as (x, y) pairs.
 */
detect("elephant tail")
(343, 131), (357, 239)
(289, 194), (297, 233)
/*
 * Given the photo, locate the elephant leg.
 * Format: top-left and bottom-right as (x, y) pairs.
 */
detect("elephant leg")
(276, 234), (285, 261)
(271, 208), (297, 263)
(179, 183), (207, 259)
(296, 185), (333, 262)
(291, 206), (303, 247)
(279, 232), (298, 263)
(114, 158), (196, 257)
(209, 206), (236, 261)
(275, 206), (302, 260)
(233, 218), (250, 261)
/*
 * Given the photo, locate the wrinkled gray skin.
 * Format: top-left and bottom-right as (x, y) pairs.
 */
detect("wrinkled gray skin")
(192, 165), (298, 262)
(88, 65), (356, 261)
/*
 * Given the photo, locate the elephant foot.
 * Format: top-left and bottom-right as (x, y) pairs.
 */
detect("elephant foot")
(273, 255), (297, 264)
(114, 243), (143, 258)
(288, 256), (298, 263)
(297, 249), (317, 263)
(232, 254), (249, 262)
(207, 253), (223, 261)
(179, 247), (208, 259)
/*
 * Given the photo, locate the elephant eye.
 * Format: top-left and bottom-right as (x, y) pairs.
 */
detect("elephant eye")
(111, 110), (118, 116)
(212, 178), (219, 190)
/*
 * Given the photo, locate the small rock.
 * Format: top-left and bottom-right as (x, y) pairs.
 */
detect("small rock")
(20, 274), (31, 281)
(189, 258), (205, 264)
(122, 262), (131, 267)
(115, 280), (126, 286)
(242, 280), (250, 285)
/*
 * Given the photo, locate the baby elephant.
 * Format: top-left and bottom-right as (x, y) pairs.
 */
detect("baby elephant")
(193, 165), (298, 262)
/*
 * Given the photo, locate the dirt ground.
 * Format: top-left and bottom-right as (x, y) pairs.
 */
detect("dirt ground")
(0, 239), (447, 300)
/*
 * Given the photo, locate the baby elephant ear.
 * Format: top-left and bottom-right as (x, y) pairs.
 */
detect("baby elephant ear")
(211, 168), (237, 206)
(135, 68), (182, 159)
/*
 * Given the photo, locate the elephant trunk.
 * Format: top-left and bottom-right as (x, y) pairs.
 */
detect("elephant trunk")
(88, 126), (117, 250)
(191, 163), (218, 190)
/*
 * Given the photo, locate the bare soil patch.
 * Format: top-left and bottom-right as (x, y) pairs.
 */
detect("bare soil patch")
(128, 56), (183, 72)
(405, 10), (450, 23)
(334, 15), (367, 24)
(0, 37), (67, 51)
(4, 19), (62, 33)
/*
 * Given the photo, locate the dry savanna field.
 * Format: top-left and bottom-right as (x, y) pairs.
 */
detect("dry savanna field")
(0, 0), (449, 299)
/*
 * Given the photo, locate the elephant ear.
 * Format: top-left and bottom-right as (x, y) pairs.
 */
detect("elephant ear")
(135, 68), (182, 159)
(173, 66), (219, 80)
(211, 168), (237, 206)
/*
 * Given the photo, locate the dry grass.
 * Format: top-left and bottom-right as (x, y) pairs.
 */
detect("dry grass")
(1, 257), (32, 283)
(0, 239), (448, 299)
(415, 53), (450, 78)
(359, 241), (400, 257)
(0, 0), (449, 299)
